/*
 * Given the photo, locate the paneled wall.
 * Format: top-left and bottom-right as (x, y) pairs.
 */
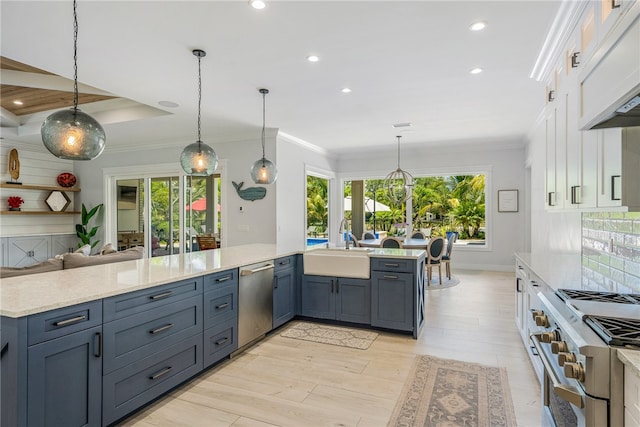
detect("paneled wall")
(582, 212), (640, 293)
(0, 142), (77, 237)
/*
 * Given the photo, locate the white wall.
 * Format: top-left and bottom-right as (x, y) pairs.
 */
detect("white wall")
(337, 141), (529, 270)
(275, 135), (337, 253)
(526, 116), (582, 254)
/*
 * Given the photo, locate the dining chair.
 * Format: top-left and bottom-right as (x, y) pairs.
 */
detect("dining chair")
(196, 235), (218, 250)
(410, 231), (426, 239)
(441, 232), (457, 279)
(363, 231), (376, 240)
(425, 236), (445, 285)
(381, 237), (402, 248)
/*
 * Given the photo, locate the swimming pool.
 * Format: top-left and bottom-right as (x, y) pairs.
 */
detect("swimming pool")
(306, 238), (328, 246)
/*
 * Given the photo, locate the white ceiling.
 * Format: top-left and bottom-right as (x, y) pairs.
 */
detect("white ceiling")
(1, 0), (560, 156)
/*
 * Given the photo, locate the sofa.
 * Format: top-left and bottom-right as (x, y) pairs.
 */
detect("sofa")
(0, 245), (144, 279)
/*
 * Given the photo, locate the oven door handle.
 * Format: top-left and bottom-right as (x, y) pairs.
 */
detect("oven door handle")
(531, 333), (585, 409)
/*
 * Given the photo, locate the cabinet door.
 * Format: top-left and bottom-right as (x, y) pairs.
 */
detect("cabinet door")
(51, 234), (77, 257)
(580, 130), (599, 208)
(371, 271), (413, 331)
(273, 267), (295, 329)
(335, 278), (370, 324)
(27, 326), (102, 427)
(597, 128), (622, 207)
(545, 109), (559, 208)
(0, 237), (6, 267)
(7, 236), (51, 267)
(300, 275), (335, 320)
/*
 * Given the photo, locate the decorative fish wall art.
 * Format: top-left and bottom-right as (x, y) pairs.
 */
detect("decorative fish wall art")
(232, 181), (266, 201)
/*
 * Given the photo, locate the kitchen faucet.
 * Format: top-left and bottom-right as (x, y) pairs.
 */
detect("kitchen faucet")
(339, 217), (350, 249)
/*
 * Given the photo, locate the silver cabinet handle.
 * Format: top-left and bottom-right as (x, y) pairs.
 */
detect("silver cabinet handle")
(384, 263), (399, 267)
(383, 275), (398, 280)
(149, 366), (173, 380)
(54, 315), (86, 327)
(215, 337), (229, 346)
(241, 264), (274, 276)
(611, 175), (621, 201)
(149, 291), (173, 300)
(149, 323), (174, 334)
(278, 259), (290, 266)
(215, 302), (229, 310)
(216, 275), (232, 282)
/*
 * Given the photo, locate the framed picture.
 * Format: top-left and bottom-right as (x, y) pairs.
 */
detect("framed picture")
(117, 185), (137, 210)
(498, 189), (518, 212)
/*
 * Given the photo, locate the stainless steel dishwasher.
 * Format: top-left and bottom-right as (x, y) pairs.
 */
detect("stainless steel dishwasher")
(238, 260), (274, 349)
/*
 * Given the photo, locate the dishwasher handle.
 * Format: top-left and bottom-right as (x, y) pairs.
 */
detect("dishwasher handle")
(240, 263), (275, 276)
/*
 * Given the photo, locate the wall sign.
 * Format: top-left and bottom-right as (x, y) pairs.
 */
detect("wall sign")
(498, 189), (518, 212)
(232, 181), (266, 201)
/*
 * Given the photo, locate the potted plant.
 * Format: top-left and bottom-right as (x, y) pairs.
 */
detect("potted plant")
(76, 203), (103, 250)
(7, 196), (24, 211)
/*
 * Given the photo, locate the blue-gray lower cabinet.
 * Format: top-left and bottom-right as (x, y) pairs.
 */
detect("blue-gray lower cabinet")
(273, 256), (296, 329)
(371, 256), (425, 338)
(102, 334), (202, 426)
(301, 275), (370, 324)
(203, 270), (239, 367)
(27, 325), (103, 427)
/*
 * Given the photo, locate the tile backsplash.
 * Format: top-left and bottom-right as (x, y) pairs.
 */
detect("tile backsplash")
(582, 212), (640, 293)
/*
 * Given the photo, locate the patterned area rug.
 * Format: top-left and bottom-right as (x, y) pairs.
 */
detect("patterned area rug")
(388, 355), (517, 427)
(281, 321), (378, 350)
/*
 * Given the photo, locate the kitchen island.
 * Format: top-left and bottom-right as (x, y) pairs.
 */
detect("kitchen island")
(0, 244), (425, 427)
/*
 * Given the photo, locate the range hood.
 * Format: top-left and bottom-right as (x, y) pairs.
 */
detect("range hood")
(591, 94), (640, 129)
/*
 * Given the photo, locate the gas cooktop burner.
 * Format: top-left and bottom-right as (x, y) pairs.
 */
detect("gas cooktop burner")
(585, 315), (640, 347)
(556, 289), (640, 304)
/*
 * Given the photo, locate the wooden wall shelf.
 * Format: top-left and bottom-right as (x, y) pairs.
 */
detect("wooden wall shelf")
(0, 183), (81, 192)
(0, 211), (80, 215)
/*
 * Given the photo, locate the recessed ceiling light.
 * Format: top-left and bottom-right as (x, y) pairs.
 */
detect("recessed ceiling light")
(470, 67), (483, 74)
(341, 87), (352, 93)
(470, 21), (486, 31)
(307, 55), (320, 63)
(13, 100), (23, 106)
(158, 100), (179, 108)
(249, 0), (266, 10)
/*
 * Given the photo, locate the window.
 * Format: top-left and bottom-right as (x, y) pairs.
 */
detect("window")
(343, 174), (487, 245)
(306, 174), (329, 246)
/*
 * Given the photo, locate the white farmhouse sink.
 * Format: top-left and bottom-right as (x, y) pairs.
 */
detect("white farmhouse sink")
(303, 248), (371, 279)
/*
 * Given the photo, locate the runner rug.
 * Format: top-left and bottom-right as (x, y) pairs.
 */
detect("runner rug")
(281, 321), (378, 350)
(388, 355), (517, 427)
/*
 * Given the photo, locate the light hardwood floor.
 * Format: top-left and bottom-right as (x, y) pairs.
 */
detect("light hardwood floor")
(120, 269), (542, 427)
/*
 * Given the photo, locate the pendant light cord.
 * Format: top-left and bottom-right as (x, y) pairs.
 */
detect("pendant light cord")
(396, 135), (401, 170)
(197, 54), (202, 144)
(261, 90), (266, 160)
(72, 0), (79, 112)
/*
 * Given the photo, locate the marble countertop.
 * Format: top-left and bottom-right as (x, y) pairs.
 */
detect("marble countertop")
(1, 244), (425, 318)
(515, 252), (583, 291)
(618, 349), (640, 377)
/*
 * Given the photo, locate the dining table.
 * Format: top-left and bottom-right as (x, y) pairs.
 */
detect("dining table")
(358, 237), (430, 249)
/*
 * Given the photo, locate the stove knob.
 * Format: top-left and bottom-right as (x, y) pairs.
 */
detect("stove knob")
(531, 310), (544, 320)
(551, 341), (568, 354)
(558, 352), (576, 366)
(535, 315), (550, 327)
(539, 331), (559, 343)
(564, 362), (585, 382)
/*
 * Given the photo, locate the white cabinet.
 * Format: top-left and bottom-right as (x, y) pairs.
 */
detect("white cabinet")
(625, 365), (640, 427)
(2, 234), (76, 267)
(597, 128), (623, 207)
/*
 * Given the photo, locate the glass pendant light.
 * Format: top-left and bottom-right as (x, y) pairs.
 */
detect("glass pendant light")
(250, 88), (277, 184)
(41, 0), (106, 160)
(384, 135), (413, 204)
(180, 49), (218, 176)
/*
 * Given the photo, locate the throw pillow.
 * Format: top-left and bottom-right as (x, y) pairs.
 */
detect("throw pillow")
(75, 244), (91, 256)
(100, 243), (117, 255)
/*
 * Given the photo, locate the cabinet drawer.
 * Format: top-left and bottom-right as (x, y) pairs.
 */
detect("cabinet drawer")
(204, 280), (237, 330)
(103, 295), (202, 373)
(102, 334), (202, 426)
(203, 318), (238, 367)
(103, 277), (202, 322)
(28, 300), (102, 346)
(203, 269), (238, 292)
(371, 258), (413, 273)
(274, 255), (296, 272)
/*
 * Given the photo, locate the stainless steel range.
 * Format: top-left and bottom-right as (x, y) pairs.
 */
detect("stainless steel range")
(532, 288), (640, 427)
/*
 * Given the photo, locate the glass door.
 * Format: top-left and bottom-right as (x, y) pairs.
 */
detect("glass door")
(186, 174), (221, 251)
(149, 176), (181, 256)
(116, 179), (145, 252)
